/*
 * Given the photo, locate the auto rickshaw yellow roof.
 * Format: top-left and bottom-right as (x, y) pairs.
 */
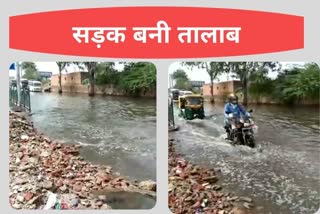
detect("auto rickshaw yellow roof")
(181, 94), (203, 98)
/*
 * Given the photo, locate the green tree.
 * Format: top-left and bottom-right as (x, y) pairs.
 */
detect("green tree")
(95, 62), (117, 85)
(119, 62), (156, 96)
(280, 63), (320, 103)
(226, 62), (279, 105)
(172, 69), (189, 80)
(271, 67), (300, 103)
(79, 62), (156, 96)
(171, 69), (191, 90)
(248, 71), (274, 102)
(22, 62), (40, 80)
(174, 78), (192, 90)
(83, 62), (98, 96)
(247, 62), (319, 104)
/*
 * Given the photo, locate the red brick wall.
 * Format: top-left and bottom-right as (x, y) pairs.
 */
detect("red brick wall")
(202, 81), (241, 96)
(51, 84), (156, 97)
(51, 72), (89, 87)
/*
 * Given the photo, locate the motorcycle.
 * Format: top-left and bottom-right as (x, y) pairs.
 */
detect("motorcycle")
(226, 109), (258, 148)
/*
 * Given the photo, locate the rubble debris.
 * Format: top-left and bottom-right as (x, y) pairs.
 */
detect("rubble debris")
(9, 112), (156, 209)
(168, 140), (254, 214)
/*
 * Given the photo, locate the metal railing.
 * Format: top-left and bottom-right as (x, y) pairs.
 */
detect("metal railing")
(168, 98), (175, 129)
(9, 84), (31, 112)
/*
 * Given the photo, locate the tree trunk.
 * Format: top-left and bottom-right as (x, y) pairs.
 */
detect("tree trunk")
(88, 67), (95, 96)
(243, 77), (248, 106)
(89, 83), (94, 96)
(58, 70), (62, 94)
(210, 77), (215, 103)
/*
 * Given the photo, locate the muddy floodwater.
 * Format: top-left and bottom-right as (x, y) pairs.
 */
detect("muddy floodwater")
(92, 191), (156, 209)
(171, 102), (320, 214)
(29, 92), (156, 182)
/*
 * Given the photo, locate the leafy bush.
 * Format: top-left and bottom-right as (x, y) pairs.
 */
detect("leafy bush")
(118, 62), (156, 95)
(248, 63), (320, 104)
(280, 63), (320, 102)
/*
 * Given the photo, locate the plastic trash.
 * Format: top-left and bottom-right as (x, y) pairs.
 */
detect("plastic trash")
(43, 192), (57, 210)
(54, 201), (61, 210)
(61, 202), (69, 209)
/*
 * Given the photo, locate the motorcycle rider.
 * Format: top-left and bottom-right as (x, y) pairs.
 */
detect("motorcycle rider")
(224, 94), (250, 140)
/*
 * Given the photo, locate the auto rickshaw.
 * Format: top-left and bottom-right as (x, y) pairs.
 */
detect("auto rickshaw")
(178, 94), (205, 120)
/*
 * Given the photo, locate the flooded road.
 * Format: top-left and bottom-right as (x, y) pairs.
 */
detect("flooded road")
(171, 102), (320, 214)
(29, 92), (156, 181)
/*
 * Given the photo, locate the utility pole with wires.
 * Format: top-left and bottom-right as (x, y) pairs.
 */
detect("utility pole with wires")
(16, 62), (21, 108)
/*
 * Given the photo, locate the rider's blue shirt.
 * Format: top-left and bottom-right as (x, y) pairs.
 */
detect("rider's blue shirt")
(224, 103), (247, 121)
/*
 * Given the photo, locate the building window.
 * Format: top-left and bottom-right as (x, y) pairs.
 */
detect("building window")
(71, 77), (74, 80)
(65, 77), (67, 80)
(223, 86), (226, 90)
(217, 87), (219, 90)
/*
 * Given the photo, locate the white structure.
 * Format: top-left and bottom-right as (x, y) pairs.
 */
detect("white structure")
(28, 80), (42, 92)
(179, 90), (193, 96)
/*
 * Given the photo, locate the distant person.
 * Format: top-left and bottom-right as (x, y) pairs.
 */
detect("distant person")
(224, 94), (249, 139)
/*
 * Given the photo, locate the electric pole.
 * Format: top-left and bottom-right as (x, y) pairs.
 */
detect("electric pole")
(16, 62), (21, 107)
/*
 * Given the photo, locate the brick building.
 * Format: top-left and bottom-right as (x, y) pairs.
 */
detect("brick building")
(202, 80), (242, 101)
(51, 72), (89, 87)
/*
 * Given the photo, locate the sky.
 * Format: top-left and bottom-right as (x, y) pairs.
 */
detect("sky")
(168, 62), (307, 85)
(9, 62), (125, 78)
